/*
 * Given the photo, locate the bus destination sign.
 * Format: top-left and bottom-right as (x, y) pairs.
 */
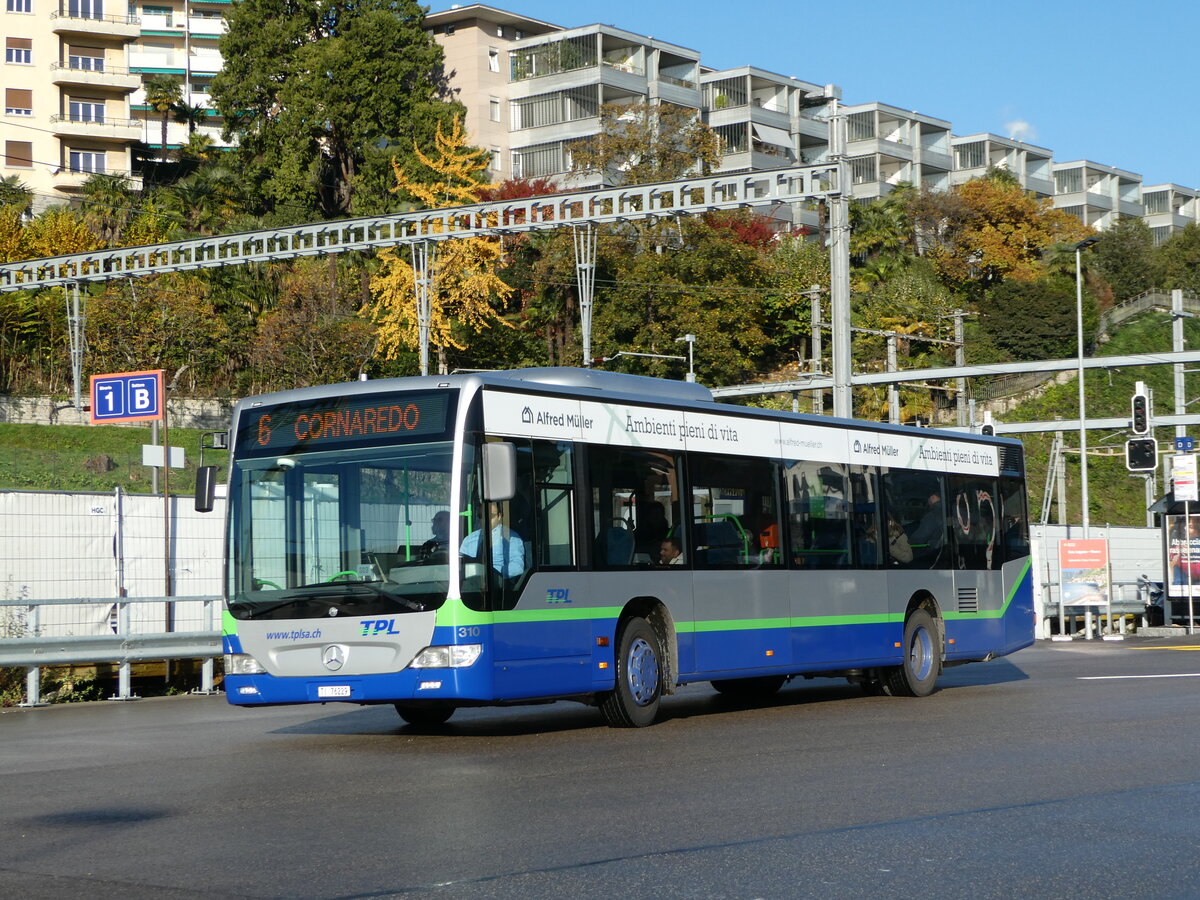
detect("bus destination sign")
(237, 391), (452, 457)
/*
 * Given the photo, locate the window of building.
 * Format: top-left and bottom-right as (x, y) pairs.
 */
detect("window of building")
(515, 29), (524, 40)
(7, 0), (33, 12)
(489, 97), (500, 122)
(488, 48), (500, 73)
(847, 111), (875, 142)
(6, 38), (33, 64)
(141, 4), (172, 23)
(1055, 168), (1083, 194)
(850, 155), (877, 184)
(4, 89), (32, 116)
(1152, 225), (1173, 246)
(4, 141), (33, 168)
(1143, 190), (1169, 215)
(69, 46), (105, 71)
(69, 98), (105, 123)
(496, 25), (504, 37)
(489, 147), (501, 171)
(69, 0), (103, 17)
(955, 141), (985, 170)
(69, 149), (106, 173)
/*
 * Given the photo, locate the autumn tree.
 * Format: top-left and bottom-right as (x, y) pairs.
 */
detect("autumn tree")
(572, 101), (720, 186)
(249, 260), (375, 391)
(369, 118), (513, 373)
(923, 175), (1091, 292)
(213, 0), (460, 218)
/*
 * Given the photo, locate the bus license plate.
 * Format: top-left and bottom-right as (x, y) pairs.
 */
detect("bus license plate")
(317, 685), (351, 698)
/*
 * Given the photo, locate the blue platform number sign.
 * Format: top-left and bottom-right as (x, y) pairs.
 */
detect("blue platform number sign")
(89, 369), (164, 425)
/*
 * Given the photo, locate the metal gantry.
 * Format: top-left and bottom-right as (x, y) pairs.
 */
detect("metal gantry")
(0, 164), (846, 378)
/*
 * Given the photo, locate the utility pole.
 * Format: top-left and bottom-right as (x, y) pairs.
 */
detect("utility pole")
(827, 90), (853, 418)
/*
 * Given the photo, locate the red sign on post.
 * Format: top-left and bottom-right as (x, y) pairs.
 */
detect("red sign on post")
(1059, 539), (1110, 607)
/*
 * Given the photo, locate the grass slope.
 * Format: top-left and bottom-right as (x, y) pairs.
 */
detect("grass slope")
(0, 421), (227, 494)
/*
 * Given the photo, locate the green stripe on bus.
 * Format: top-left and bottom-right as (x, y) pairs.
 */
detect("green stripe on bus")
(222, 609), (238, 637)
(432, 558), (1032, 631)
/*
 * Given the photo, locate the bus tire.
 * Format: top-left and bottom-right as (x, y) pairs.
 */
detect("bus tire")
(394, 703), (455, 727)
(600, 617), (663, 728)
(882, 608), (940, 698)
(711, 675), (786, 697)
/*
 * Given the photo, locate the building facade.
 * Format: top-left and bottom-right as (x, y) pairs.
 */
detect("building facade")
(4, 0), (1198, 236)
(4, 0), (143, 208)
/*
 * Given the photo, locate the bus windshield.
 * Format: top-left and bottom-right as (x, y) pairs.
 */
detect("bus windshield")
(226, 441), (455, 620)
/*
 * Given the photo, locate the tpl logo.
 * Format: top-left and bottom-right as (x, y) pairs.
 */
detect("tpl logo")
(360, 619), (401, 636)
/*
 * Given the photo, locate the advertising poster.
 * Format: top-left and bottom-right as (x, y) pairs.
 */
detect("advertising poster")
(1058, 539), (1110, 608)
(1166, 514), (1200, 599)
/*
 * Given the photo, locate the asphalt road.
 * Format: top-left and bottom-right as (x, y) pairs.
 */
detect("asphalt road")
(4, 636), (1200, 899)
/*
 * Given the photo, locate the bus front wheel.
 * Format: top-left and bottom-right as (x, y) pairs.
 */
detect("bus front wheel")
(600, 617), (663, 728)
(882, 608), (940, 697)
(394, 703), (455, 727)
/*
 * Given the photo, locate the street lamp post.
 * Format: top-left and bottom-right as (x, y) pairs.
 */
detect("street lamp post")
(675, 334), (696, 382)
(1075, 235), (1100, 538)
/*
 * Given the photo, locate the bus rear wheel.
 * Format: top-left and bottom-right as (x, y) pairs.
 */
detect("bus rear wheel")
(394, 703), (455, 727)
(883, 608), (940, 697)
(711, 675), (786, 698)
(600, 617), (663, 728)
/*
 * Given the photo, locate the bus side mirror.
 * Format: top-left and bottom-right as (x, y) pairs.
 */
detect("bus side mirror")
(195, 465), (217, 513)
(483, 442), (516, 502)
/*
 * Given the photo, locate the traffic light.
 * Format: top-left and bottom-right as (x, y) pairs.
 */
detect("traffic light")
(1131, 388), (1150, 435)
(980, 413), (995, 436)
(1125, 438), (1157, 472)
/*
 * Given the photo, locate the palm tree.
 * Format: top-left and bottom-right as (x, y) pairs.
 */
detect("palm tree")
(0, 175), (32, 215)
(160, 165), (239, 234)
(143, 74), (183, 165)
(172, 101), (208, 136)
(78, 173), (135, 245)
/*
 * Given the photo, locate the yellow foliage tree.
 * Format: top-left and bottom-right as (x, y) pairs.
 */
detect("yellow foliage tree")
(926, 177), (1092, 289)
(369, 118), (513, 371)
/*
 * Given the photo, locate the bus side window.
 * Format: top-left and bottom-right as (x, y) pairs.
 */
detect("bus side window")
(690, 453), (782, 569)
(533, 440), (575, 568)
(948, 474), (999, 570)
(588, 445), (683, 569)
(784, 459), (851, 569)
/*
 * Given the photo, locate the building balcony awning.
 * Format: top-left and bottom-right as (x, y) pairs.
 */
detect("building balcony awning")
(751, 122), (792, 149)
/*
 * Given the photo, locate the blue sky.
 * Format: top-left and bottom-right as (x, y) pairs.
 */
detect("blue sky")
(430, 0), (1200, 189)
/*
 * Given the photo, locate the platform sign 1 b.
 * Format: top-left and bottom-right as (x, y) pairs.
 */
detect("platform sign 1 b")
(89, 369), (164, 424)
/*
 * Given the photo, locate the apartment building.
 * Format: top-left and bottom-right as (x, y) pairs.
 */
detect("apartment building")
(1141, 184), (1200, 245)
(950, 132), (1053, 198)
(1052, 160), (1143, 231)
(843, 102), (952, 200)
(424, 5), (558, 182)
(3, 0), (143, 210)
(127, 0), (229, 161)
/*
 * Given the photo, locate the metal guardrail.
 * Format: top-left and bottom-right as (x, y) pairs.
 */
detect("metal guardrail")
(0, 595), (220, 706)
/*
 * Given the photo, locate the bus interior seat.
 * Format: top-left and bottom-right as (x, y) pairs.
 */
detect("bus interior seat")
(603, 526), (634, 565)
(693, 519), (743, 565)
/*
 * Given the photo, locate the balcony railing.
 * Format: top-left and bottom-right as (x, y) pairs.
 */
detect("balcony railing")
(50, 60), (134, 77)
(50, 114), (141, 128)
(658, 73), (697, 90)
(50, 11), (140, 25)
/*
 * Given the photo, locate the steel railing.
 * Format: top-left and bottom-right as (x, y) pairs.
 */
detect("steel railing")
(0, 594), (220, 706)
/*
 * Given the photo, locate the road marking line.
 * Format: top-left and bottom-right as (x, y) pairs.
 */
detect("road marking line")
(1131, 645), (1200, 651)
(1079, 673), (1200, 680)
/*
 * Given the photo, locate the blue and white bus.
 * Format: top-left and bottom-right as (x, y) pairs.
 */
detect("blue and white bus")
(205, 368), (1033, 727)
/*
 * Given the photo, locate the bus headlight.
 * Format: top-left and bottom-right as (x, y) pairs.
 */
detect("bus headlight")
(225, 653), (266, 675)
(410, 644), (482, 669)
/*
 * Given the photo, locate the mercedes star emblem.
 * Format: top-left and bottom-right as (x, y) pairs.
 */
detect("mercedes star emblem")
(322, 645), (346, 671)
